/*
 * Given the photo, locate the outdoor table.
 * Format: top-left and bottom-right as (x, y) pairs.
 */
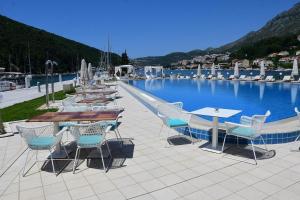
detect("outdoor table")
(28, 111), (121, 158)
(191, 107), (241, 153)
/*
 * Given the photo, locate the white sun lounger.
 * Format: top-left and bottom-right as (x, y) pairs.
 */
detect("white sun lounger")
(259, 75), (275, 82)
(227, 75), (235, 80)
(252, 75), (261, 81)
(239, 75), (247, 81)
(281, 75), (292, 82)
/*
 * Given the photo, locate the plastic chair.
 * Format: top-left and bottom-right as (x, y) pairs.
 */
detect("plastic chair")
(16, 124), (68, 176)
(69, 122), (112, 173)
(222, 110), (271, 164)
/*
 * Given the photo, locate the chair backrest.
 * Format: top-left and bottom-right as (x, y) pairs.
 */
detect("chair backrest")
(16, 124), (55, 146)
(229, 75), (234, 79)
(252, 110), (271, 130)
(69, 121), (109, 141)
(240, 75), (246, 79)
(283, 76), (291, 81)
(157, 102), (191, 124)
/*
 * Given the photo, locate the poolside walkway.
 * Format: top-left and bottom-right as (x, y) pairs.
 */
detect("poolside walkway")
(1, 85), (300, 200)
(0, 80), (74, 108)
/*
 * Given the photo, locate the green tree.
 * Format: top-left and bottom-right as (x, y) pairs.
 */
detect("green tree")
(121, 50), (129, 65)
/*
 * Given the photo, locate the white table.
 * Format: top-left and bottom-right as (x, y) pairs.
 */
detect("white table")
(191, 107), (241, 153)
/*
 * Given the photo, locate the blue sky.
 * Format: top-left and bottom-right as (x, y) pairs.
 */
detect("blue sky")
(0, 0), (299, 58)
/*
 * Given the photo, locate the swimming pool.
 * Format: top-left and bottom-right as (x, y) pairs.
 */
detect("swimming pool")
(128, 79), (300, 123)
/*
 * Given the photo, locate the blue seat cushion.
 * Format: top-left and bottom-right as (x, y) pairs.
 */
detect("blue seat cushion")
(78, 135), (103, 146)
(29, 136), (55, 148)
(167, 118), (188, 128)
(230, 126), (256, 138)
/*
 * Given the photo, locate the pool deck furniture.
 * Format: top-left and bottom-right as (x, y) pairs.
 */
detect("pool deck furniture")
(239, 75), (247, 81)
(77, 97), (113, 104)
(157, 102), (193, 146)
(28, 111), (121, 158)
(281, 75), (292, 82)
(191, 107), (241, 153)
(69, 122), (112, 173)
(16, 124), (68, 176)
(222, 110), (271, 164)
(227, 75), (234, 80)
(252, 75), (261, 81)
(76, 90), (117, 96)
(259, 75), (275, 82)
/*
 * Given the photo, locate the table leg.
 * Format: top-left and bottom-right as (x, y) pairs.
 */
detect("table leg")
(200, 116), (223, 153)
(212, 116), (219, 149)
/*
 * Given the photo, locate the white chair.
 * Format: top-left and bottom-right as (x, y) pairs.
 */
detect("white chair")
(157, 102), (193, 146)
(239, 75), (246, 80)
(70, 122), (112, 173)
(16, 124), (68, 176)
(252, 75), (261, 81)
(222, 110), (271, 164)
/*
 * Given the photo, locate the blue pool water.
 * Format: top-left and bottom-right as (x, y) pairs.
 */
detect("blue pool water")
(128, 79), (300, 123)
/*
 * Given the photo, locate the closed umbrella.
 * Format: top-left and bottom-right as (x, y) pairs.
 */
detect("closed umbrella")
(211, 63), (216, 76)
(234, 62), (239, 78)
(197, 64), (201, 77)
(260, 61), (265, 77)
(88, 63), (93, 80)
(80, 59), (88, 85)
(292, 59), (299, 77)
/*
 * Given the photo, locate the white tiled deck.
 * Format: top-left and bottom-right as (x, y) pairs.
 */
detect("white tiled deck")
(1, 85), (300, 200)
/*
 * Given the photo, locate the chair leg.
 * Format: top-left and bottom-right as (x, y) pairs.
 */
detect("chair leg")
(188, 127), (194, 144)
(62, 144), (69, 158)
(260, 135), (268, 151)
(22, 149), (31, 177)
(105, 141), (112, 158)
(250, 140), (258, 165)
(221, 134), (228, 153)
(158, 123), (164, 139)
(72, 148), (80, 174)
(49, 150), (56, 175)
(98, 146), (107, 173)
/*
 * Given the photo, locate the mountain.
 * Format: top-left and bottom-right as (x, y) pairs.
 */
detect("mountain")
(134, 49), (206, 66)
(216, 2), (300, 52)
(0, 15), (121, 74)
(135, 2), (300, 66)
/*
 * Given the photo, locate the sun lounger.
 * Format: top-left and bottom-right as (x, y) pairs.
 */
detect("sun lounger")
(259, 75), (275, 82)
(200, 75), (206, 79)
(207, 75), (213, 79)
(292, 78), (300, 83)
(252, 75), (261, 81)
(281, 75), (292, 82)
(239, 75), (247, 81)
(217, 74), (224, 80)
(227, 75), (235, 80)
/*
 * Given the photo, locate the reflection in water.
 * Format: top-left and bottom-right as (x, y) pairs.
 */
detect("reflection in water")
(259, 83), (265, 100)
(291, 84), (298, 105)
(211, 80), (216, 95)
(196, 79), (202, 92)
(145, 79), (165, 90)
(233, 81), (239, 97)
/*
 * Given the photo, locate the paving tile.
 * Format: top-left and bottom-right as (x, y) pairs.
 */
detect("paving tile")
(91, 180), (116, 194)
(111, 175), (136, 188)
(169, 182), (198, 197)
(131, 171), (154, 183)
(140, 179), (165, 192)
(97, 190), (125, 200)
(69, 185), (95, 200)
(119, 184), (147, 199)
(236, 186), (267, 200)
(253, 180), (282, 195)
(158, 174), (183, 186)
(19, 187), (44, 200)
(45, 191), (71, 200)
(184, 190), (213, 200)
(150, 188), (179, 200)
(202, 184), (231, 200)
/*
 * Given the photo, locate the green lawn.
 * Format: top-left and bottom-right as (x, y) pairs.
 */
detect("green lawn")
(0, 91), (67, 122)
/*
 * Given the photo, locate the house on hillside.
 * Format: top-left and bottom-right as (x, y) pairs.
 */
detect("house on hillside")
(278, 51), (289, 56)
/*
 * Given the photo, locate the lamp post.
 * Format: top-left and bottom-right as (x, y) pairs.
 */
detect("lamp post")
(51, 61), (58, 103)
(45, 60), (51, 108)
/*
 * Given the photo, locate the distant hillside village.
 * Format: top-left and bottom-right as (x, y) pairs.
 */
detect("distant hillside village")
(170, 47), (300, 70)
